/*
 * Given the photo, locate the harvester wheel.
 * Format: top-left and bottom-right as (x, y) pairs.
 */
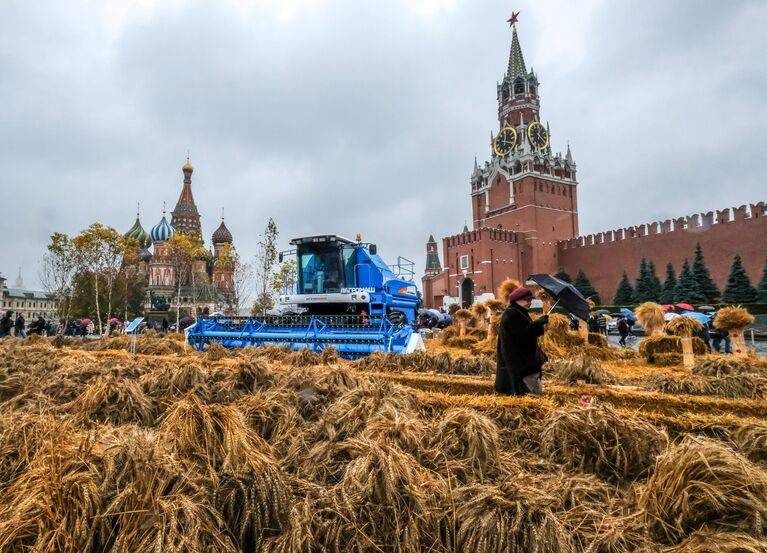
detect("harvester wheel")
(387, 310), (407, 326)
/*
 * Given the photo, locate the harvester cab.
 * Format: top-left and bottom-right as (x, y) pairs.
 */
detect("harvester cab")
(187, 234), (425, 359)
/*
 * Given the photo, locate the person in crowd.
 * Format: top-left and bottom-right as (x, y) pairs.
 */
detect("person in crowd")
(696, 322), (711, 352)
(569, 314), (579, 331)
(495, 287), (550, 396)
(0, 311), (13, 338)
(617, 316), (629, 348)
(14, 314), (26, 338)
(162, 318), (169, 333)
(587, 313), (599, 334)
(597, 312), (608, 336)
(31, 316), (46, 335)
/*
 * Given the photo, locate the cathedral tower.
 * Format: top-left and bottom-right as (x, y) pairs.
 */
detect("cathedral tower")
(171, 159), (203, 237)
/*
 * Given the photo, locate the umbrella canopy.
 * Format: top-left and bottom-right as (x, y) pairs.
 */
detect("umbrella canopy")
(620, 308), (637, 322)
(676, 303), (694, 311)
(80, 318), (92, 325)
(698, 305), (716, 312)
(527, 273), (591, 321)
(681, 311), (712, 323)
(595, 309), (610, 315)
(661, 304), (675, 311)
(664, 312), (680, 321)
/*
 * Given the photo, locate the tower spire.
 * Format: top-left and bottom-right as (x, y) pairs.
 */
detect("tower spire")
(506, 15), (527, 80)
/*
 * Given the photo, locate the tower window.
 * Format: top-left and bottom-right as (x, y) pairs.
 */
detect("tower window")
(514, 78), (524, 95)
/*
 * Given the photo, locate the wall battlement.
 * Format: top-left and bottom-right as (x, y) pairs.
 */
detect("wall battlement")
(558, 202), (765, 250)
(445, 227), (521, 248)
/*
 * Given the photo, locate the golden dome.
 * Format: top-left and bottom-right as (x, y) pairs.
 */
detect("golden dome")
(182, 159), (193, 172)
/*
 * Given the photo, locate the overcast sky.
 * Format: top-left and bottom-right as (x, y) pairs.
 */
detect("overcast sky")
(1, 0), (765, 290)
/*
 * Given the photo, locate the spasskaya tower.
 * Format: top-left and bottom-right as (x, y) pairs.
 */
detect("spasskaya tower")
(422, 13), (579, 308)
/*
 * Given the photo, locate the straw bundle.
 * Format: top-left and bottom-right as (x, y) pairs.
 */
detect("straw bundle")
(714, 306), (755, 332)
(0, 433), (104, 552)
(541, 405), (668, 482)
(335, 438), (445, 552)
(444, 335), (480, 349)
(236, 389), (301, 449)
(67, 375), (155, 427)
(497, 278), (521, 304)
(471, 302), (490, 325)
(587, 332), (609, 348)
(426, 408), (501, 484)
(453, 480), (574, 552)
(98, 429), (238, 553)
(639, 336), (707, 364)
(666, 316), (704, 337)
(730, 423), (767, 466)
(159, 397), (281, 476)
(692, 356), (765, 377)
(636, 302), (665, 335)
(641, 436), (767, 544)
(485, 299), (505, 313)
(207, 342), (230, 361)
(647, 373), (767, 400)
(665, 529), (767, 553)
(546, 355), (612, 385)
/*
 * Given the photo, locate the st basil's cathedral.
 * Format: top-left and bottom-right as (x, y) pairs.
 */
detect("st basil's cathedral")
(123, 159), (237, 318)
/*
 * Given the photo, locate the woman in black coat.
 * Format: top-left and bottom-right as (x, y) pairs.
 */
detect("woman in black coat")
(495, 287), (549, 396)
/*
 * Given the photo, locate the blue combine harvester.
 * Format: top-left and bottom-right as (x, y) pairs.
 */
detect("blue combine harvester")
(187, 235), (425, 359)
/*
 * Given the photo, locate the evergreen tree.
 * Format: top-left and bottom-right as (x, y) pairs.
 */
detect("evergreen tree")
(675, 259), (706, 304)
(632, 258), (655, 303)
(722, 254), (759, 303)
(659, 262), (677, 304)
(648, 260), (662, 301)
(613, 272), (634, 304)
(574, 269), (600, 305)
(758, 256), (767, 303)
(554, 267), (572, 283)
(691, 243), (720, 303)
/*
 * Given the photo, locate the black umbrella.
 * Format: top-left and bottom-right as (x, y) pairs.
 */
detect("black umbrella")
(528, 273), (591, 321)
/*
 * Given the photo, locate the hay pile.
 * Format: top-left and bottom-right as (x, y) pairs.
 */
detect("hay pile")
(639, 335), (708, 365)
(641, 436), (767, 544)
(2, 335), (767, 552)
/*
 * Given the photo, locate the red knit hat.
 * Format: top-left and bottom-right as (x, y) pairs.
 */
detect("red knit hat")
(508, 286), (533, 303)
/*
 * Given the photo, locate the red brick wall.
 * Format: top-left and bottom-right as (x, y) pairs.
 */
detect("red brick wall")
(557, 203), (767, 303)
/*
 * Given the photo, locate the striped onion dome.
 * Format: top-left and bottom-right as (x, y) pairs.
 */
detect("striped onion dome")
(150, 214), (175, 242)
(212, 219), (233, 244)
(124, 216), (152, 249)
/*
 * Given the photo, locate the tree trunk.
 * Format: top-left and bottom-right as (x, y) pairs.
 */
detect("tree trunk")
(94, 273), (102, 336)
(176, 276), (182, 328)
(106, 276), (113, 336)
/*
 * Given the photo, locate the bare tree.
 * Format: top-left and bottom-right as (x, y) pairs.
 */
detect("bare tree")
(39, 232), (77, 330)
(166, 234), (196, 324)
(253, 218), (279, 316)
(230, 249), (254, 315)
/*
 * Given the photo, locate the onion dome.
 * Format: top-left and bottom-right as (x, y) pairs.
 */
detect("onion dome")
(212, 218), (233, 244)
(139, 248), (153, 263)
(124, 210), (153, 249)
(182, 159), (193, 173)
(150, 213), (175, 242)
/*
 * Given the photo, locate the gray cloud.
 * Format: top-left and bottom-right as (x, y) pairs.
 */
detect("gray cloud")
(1, 0), (765, 290)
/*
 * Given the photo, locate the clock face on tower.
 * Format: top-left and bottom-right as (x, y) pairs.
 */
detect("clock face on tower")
(527, 121), (549, 150)
(493, 126), (517, 157)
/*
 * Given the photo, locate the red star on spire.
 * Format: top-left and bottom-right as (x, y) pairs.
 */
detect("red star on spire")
(507, 11), (520, 27)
